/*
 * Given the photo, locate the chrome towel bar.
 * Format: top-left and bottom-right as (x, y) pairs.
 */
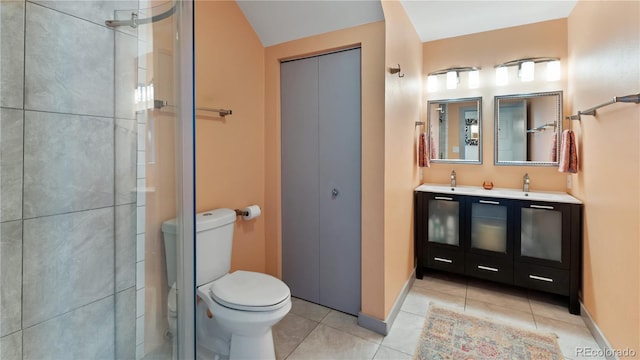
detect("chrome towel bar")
(566, 92), (639, 120)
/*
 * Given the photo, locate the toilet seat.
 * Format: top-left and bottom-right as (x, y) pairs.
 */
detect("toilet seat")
(206, 271), (290, 312)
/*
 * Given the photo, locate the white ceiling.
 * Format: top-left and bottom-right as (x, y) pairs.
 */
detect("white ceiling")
(236, 0), (577, 47)
(401, 1), (577, 42)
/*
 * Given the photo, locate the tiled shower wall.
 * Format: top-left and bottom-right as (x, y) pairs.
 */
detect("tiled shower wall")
(1, 1), (142, 358)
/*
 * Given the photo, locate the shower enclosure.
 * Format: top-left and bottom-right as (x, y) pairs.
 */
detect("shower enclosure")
(0, 1), (194, 359)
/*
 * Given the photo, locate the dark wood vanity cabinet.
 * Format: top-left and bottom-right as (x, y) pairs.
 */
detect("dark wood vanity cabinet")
(415, 190), (583, 314)
(415, 192), (466, 275)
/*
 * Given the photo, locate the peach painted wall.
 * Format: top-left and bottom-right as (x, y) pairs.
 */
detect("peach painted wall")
(195, 1), (266, 273)
(422, 19), (569, 191)
(568, 1), (639, 355)
(264, 22), (387, 319)
(381, 1), (423, 317)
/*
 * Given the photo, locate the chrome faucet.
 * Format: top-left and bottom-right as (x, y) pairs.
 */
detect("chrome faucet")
(450, 170), (456, 188)
(523, 173), (530, 192)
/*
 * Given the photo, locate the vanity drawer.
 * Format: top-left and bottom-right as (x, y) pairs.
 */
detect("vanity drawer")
(425, 246), (464, 274)
(466, 254), (513, 284)
(514, 263), (570, 296)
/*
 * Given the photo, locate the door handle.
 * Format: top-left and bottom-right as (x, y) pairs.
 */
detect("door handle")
(331, 188), (339, 199)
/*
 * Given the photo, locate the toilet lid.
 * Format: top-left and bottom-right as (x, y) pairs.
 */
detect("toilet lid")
(209, 271), (290, 311)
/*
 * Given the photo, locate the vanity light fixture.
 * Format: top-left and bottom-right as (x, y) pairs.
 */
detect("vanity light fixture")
(494, 57), (560, 84)
(427, 66), (481, 92)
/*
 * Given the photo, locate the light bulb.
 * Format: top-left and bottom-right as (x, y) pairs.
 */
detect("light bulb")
(496, 66), (508, 86)
(468, 70), (479, 89)
(427, 75), (438, 92)
(547, 60), (561, 81)
(519, 61), (535, 82)
(446, 71), (458, 90)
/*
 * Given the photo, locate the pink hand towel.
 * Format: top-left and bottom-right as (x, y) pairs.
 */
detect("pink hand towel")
(558, 129), (578, 173)
(550, 132), (558, 163)
(418, 132), (430, 168)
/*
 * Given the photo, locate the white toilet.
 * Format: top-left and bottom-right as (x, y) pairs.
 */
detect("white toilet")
(161, 218), (179, 360)
(191, 208), (291, 360)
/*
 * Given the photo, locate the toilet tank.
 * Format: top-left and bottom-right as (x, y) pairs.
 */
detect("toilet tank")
(196, 208), (237, 287)
(161, 218), (178, 288)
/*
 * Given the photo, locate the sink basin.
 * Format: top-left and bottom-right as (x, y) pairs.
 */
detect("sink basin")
(415, 183), (582, 204)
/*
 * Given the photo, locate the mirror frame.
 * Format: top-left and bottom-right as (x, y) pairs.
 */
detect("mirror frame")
(427, 96), (483, 165)
(494, 91), (563, 166)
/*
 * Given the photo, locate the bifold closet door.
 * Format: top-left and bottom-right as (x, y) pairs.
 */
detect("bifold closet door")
(281, 49), (361, 315)
(281, 56), (321, 303)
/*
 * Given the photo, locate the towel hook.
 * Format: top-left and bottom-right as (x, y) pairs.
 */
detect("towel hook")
(389, 64), (405, 78)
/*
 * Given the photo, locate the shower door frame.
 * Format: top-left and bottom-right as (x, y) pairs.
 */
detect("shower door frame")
(176, 0), (196, 359)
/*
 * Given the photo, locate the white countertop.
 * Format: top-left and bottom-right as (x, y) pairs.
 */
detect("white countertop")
(415, 183), (582, 204)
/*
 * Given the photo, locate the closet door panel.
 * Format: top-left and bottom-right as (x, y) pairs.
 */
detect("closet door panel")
(280, 57), (320, 303)
(318, 49), (361, 315)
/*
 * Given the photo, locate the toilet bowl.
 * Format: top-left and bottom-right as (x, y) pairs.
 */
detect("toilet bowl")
(196, 271), (291, 360)
(162, 219), (179, 360)
(167, 283), (178, 360)
(164, 209), (291, 359)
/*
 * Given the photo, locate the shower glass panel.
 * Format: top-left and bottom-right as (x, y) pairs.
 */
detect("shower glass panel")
(0, 1), (190, 359)
(115, 1), (184, 359)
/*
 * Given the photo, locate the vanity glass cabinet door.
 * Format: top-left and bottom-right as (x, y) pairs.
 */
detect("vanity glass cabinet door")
(428, 195), (460, 246)
(422, 193), (466, 274)
(517, 203), (570, 266)
(465, 197), (514, 283)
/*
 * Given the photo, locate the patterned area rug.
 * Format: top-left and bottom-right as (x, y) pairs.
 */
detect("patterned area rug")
(413, 304), (563, 360)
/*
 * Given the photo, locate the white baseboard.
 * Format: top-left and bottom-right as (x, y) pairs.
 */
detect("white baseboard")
(357, 268), (415, 335)
(580, 302), (619, 360)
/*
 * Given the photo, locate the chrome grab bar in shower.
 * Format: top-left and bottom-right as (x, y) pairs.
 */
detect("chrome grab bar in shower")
(154, 100), (232, 117)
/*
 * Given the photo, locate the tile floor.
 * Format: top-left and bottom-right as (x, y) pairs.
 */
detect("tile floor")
(273, 272), (605, 360)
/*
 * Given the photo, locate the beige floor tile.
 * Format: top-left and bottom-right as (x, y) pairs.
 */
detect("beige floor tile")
(273, 312), (318, 360)
(528, 291), (586, 327)
(321, 310), (384, 344)
(535, 315), (603, 359)
(413, 272), (467, 298)
(466, 279), (531, 313)
(290, 297), (331, 322)
(372, 345), (412, 360)
(464, 298), (537, 330)
(380, 311), (425, 356)
(400, 286), (465, 317)
(287, 324), (379, 360)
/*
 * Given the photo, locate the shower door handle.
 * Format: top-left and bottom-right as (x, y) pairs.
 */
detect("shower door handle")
(331, 188), (339, 199)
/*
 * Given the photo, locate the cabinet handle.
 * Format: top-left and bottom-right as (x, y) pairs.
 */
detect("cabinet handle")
(434, 196), (453, 201)
(529, 274), (554, 283)
(477, 265), (499, 272)
(530, 204), (554, 210)
(479, 200), (500, 205)
(434, 257), (453, 264)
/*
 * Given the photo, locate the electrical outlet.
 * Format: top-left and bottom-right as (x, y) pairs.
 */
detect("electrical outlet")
(566, 175), (572, 189)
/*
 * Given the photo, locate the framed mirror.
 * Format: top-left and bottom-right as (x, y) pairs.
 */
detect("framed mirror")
(494, 91), (562, 166)
(427, 97), (482, 164)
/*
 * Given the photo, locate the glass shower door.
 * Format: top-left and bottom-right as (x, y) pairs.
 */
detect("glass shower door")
(0, 1), (192, 359)
(113, 1), (193, 359)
